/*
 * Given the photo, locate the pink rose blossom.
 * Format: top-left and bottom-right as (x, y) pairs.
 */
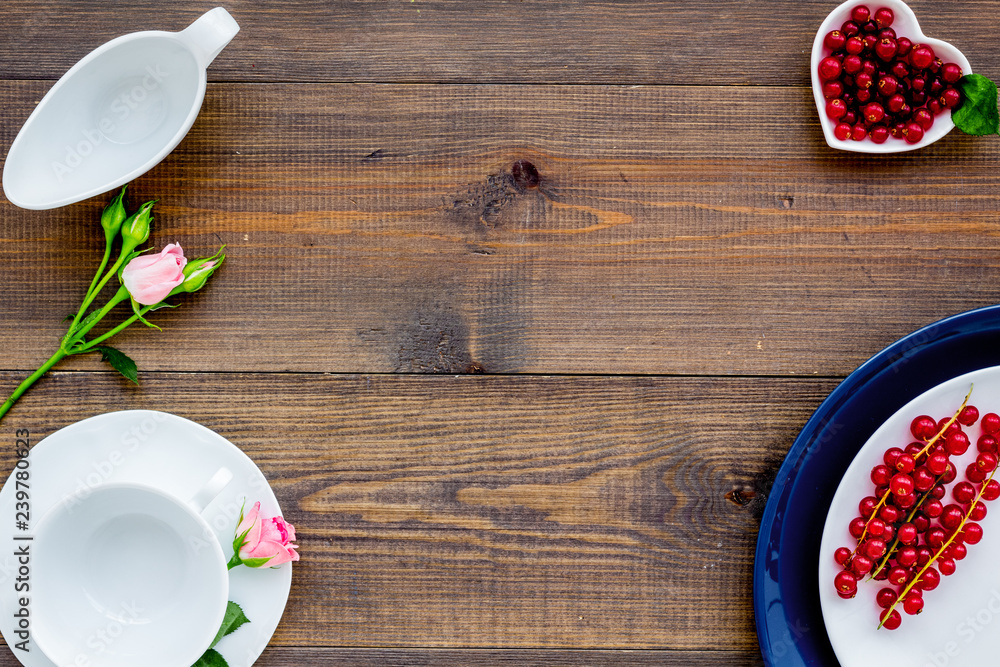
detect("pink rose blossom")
(232, 501), (299, 568)
(121, 243), (187, 305)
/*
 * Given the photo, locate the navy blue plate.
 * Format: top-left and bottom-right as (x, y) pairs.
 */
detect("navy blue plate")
(753, 305), (1000, 666)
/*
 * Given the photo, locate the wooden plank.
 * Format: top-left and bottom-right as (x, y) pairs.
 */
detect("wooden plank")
(0, 371), (835, 650)
(0, 1), (996, 86)
(5, 82), (1000, 377)
(0, 647), (764, 667)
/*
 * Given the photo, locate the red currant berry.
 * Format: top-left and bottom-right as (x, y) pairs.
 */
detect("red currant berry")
(911, 415), (937, 440)
(929, 98), (945, 115)
(930, 76), (945, 95)
(851, 123), (868, 141)
(892, 60), (910, 79)
(942, 462), (958, 484)
(982, 479), (1000, 502)
(926, 452), (949, 475)
(879, 504), (900, 523)
(843, 54), (863, 74)
(856, 89), (873, 104)
(846, 35), (865, 55)
(950, 542), (968, 560)
(825, 30), (848, 51)
(895, 492), (917, 509)
(859, 495), (878, 517)
(897, 522), (918, 545)
(867, 518), (887, 538)
(865, 538), (888, 560)
(963, 522), (984, 545)
(869, 125), (889, 143)
(819, 56), (844, 81)
(862, 24), (879, 40)
(881, 608), (902, 630)
(912, 467), (936, 492)
(856, 72), (874, 90)
(945, 431), (970, 456)
(913, 108), (934, 131)
(876, 587), (897, 608)
(878, 27), (896, 40)
(875, 37), (897, 61)
(851, 554), (874, 576)
(896, 36), (912, 57)
(823, 81), (845, 99)
(834, 122), (853, 141)
(938, 557), (957, 576)
(983, 413), (1000, 435)
(888, 566), (909, 586)
(977, 451), (998, 473)
(925, 526), (946, 548)
(903, 591), (925, 615)
(897, 546), (918, 567)
(842, 20), (861, 37)
(834, 546), (853, 566)
(918, 567), (941, 591)
(874, 6), (894, 28)
(851, 5), (871, 24)
(966, 463), (986, 484)
(954, 481), (977, 503)
(941, 504), (965, 530)
(941, 62), (963, 84)
(978, 435), (997, 453)
(959, 405), (980, 426)
(916, 547), (933, 566)
(942, 87), (961, 109)
(924, 498), (944, 518)
(913, 512), (931, 532)
(864, 101), (885, 124)
(886, 93), (906, 114)
(835, 569), (859, 594)
(877, 74), (899, 97)
(930, 58), (944, 75)
(894, 453), (916, 474)
(910, 45), (935, 70)
(891, 473), (914, 496)
(827, 99), (848, 120)
(932, 483), (947, 499)
(967, 500), (988, 522)
(842, 110), (858, 125)
(849, 516), (867, 539)
(872, 465), (892, 486)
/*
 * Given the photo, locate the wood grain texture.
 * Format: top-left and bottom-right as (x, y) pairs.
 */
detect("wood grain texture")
(3, 82), (1000, 376)
(0, 1), (998, 86)
(0, 371), (834, 651)
(0, 647), (764, 667)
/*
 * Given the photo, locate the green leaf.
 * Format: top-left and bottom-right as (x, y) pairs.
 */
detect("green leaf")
(953, 73), (1000, 136)
(191, 648), (228, 667)
(93, 345), (139, 384)
(210, 602), (250, 649)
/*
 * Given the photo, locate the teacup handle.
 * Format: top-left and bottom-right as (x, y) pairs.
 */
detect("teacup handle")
(189, 467), (234, 514)
(178, 7), (241, 69)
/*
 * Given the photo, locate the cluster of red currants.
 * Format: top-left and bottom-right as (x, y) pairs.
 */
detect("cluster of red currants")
(833, 400), (1000, 629)
(817, 4), (964, 145)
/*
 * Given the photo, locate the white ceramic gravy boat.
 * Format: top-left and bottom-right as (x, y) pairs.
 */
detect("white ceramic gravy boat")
(2, 7), (239, 210)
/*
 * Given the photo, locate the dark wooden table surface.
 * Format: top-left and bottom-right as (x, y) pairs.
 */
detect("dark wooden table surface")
(3, 1), (1000, 665)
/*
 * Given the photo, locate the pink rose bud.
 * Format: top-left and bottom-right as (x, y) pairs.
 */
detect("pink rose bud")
(230, 501), (299, 569)
(121, 243), (187, 305)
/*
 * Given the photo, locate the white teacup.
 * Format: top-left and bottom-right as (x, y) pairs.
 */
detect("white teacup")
(32, 469), (233, 667)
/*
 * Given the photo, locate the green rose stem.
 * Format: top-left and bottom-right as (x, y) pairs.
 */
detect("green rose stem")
(0, 350), (69, 422)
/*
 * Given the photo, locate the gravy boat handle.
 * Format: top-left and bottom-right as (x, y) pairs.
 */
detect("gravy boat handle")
(178, 7), (240, 69)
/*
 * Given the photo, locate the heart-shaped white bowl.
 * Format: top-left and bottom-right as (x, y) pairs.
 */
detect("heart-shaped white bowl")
(811, 0), (972, 153)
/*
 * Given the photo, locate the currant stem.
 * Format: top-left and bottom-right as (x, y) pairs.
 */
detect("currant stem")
(916, 386), (973, 461)
(869, 472), (946, 580)
(878, 467), (997, 629)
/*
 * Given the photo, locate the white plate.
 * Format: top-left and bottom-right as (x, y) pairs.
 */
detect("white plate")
(0, 411), (292, 666)
(820, 366), (1000, 666)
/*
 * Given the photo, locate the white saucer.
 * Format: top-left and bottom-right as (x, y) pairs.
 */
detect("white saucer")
(0, 411), (292, 666)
